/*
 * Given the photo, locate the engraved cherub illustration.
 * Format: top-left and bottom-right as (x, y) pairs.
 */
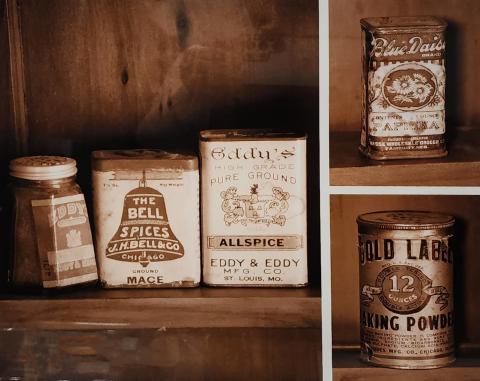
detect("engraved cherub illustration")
(265, 187), (289, 226)
(220, 185), (290, 227)
(220, 187), (244, 226)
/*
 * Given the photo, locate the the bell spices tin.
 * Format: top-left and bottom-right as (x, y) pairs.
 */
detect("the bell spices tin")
(357, 211), (455, 369)
(200, 130), (308, 287)
(360, 17), (448, 160)
(92, 150), (200, 288)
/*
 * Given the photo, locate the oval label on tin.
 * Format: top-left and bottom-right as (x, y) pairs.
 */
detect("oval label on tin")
(376, 265), (431, 314)
(361, 264), (450, 315)
(382, 64), (438, 111)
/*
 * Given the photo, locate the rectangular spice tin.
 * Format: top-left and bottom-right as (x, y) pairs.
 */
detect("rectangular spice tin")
(92, 150), (200, 288)
(360, 17), (448, 160)
(358, 211), (455, 369)
(200, 129), (308, 287)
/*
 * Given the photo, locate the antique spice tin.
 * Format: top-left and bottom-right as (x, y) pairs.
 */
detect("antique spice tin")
(9, 156), (98, 288)
(360, 17), (447, 160)
(200, 130), (308, 287)
(92, 150), (200, 288)
(357, 211), (455, 369)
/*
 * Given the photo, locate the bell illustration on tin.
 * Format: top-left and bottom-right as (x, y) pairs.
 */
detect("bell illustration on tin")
(106, 173), (184, 267)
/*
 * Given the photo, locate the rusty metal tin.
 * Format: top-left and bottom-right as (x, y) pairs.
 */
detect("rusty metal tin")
(360, 17), (448, 160)
(357, 211), (455, 369)
(199, 129), (308, 287)
(92, 150), (200, 288)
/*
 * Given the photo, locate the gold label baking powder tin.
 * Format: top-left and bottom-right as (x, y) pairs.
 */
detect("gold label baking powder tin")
(360, 17), (448, 160)
(357, 211), (455, 369)
(92, 150), (200, 288)
(200, 130), (308, 287)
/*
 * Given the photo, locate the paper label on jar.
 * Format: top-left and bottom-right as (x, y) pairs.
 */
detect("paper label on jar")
(92, 169), (200, 287)
(200, 139), (308, 286)
(358, 234), (454, 366)
(31, 194), (98, 288)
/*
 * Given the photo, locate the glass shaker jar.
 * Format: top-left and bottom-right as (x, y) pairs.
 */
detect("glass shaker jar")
(9, 156), (98, 288)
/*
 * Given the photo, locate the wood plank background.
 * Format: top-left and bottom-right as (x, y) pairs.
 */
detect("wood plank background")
(331, 195), (480, 347)
(329, 0), (480, 131)
(17, 0), (318, 156)
(0, 2), (14, 159)
(0, 1), (15, 283)
(0, 0), (319, 283)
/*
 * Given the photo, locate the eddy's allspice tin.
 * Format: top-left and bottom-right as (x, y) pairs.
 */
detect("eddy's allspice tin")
(92, 150), (200, 288)
(360, 17), (447, 160)
(200, 130), (308, 287)
(357, 211), (455, 369)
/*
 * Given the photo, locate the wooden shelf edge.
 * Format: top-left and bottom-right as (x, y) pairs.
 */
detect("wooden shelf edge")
(330, 127), (480, 186)
(0, 288), (321, 330)
(330, 161), (480, 186)
(333, 348), (480, 380)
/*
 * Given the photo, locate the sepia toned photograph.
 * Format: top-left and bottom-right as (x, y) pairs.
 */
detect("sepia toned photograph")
(0, 1), (320, 380)
(328, 1), (480, 378)
(3, 0), (480, 379)
(330, 195), (480, 379)
(329, 0), (480, 186)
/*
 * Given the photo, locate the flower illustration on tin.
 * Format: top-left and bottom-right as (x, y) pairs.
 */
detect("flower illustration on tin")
(388, 75), (415, 96)
(382, 64), (438, 110)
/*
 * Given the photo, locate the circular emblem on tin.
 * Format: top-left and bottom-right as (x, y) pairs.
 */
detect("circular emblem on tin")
(382, 63), (437, 110)
(375, 265), (431, 314)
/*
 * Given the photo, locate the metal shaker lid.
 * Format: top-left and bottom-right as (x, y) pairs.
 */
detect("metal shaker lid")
(10, 156), (77, 180)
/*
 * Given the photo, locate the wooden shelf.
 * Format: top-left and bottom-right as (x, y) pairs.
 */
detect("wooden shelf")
(333, 348), (480, 380)
(330, 127), (480, 186)
(0, 287), (321, 330)
(0, 327), (322, 381)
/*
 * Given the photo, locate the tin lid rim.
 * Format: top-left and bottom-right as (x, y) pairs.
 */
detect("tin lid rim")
(357, 210), (455, 230)
(199, 129), (307, 141)
(91, 149), (198, 161)
(91, 150), (198, 171)
(360, 16), (448, 32)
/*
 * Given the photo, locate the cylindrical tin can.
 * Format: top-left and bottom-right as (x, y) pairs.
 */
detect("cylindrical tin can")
(357, 211), (455, 369)
(360, 17), (447, 160)
(199, 129), (308, 287)
(92, 150), (200, 288)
